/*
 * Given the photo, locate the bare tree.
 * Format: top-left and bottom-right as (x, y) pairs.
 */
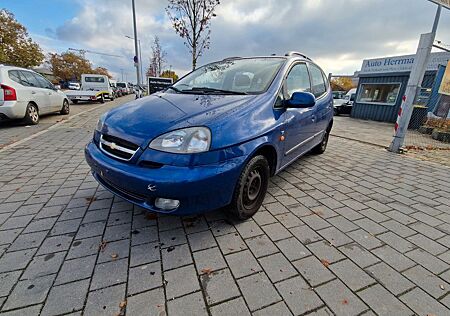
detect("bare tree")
(146, 36), (166, 77)
(166, 0), (220, 70)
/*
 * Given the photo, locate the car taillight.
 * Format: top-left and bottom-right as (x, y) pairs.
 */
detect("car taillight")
(1, 84), (17, 101)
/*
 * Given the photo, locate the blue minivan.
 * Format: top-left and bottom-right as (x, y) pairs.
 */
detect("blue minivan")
(85, 52), (333, 219)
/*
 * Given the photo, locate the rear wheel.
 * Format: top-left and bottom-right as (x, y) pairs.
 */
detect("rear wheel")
(229, 155), (269, 220)
(24, 103), (39, 125)
(60, 99), (70, 115)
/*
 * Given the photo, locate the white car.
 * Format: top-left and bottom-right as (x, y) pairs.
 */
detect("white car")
(0, 65), (70, 125)
(68, 82), (81, 90)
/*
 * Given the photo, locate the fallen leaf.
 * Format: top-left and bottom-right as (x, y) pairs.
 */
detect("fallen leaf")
(111, 253), (118, 260)
(85, 196), (97, 204)
(119, 300), (127, 309)
(320, 259), (330, 267)
(201, 267), (213, 275)
(99, 240), (107, 252)
(341, 299), (349, 305)
(146, 213), (157, 220)
(440, 284), (445, 290)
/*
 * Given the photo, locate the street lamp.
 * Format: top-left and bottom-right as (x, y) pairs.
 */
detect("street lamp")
(131, 0), (141, 96)
(125, 35), (144, 85)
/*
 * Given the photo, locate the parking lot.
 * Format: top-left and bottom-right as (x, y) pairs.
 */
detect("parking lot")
(0, 98), (450, 316)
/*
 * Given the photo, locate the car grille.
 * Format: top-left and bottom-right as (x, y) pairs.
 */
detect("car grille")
(99, 134), (139, 161)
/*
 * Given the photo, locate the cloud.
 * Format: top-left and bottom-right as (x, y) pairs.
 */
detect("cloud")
(38, 0), (450, 81)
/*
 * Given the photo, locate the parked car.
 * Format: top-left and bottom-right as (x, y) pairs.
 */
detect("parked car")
(334, 88), (356, 115)
(85, 53), (333, 219)
(332, 91), (346, 100)
(116, 82), (128, 95)
(68, 82), (81, 90)
(0, 65), (70, 125)
(65, 74), (114, 104)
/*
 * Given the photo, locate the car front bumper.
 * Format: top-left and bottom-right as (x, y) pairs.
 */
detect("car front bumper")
(85, 141), (246, 215)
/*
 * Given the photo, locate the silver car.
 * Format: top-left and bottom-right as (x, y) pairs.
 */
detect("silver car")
(0, 65), (70, 125)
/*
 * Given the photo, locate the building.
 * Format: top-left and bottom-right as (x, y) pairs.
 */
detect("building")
(352, 52), (450, 122)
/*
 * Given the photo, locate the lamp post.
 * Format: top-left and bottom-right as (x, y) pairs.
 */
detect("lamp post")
(131, 0), (141, 94)
(125, 35), (143, 84)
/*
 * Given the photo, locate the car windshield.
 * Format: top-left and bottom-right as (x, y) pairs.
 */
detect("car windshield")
(172, 57), (285, 95)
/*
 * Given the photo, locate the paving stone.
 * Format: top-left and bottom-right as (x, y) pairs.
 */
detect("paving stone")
(200, 268), (240, 305)
(381, 220), (416, 238)
(84, 283), (125, 316)
(275, 237), (310, 261)
(403, 265), (449, 299)
(315, 279), (368, 316)
(307, 240), (345, 263)
(75, 221), (106, 239)
(301, 215), (331, 231)
(2, 274), (55, 310)
(378, 232), (416, 253)
(210, 296), (251, 316)
(162, 243), (192, 271)
(237, 272), (281, 311)
(0, 248), (37, 273)
(400, 287), (450, 316)
(167, 291), (207, 316)
(90, 258), (128, 290)
(289, 225), (322, 245)
(50, 218), (82, 236)
(192, 247), (225, 275)
(210, 219), (237, 237)
(37, 234), (73, 255)
(327, 216), (358, 232)
(7, 230), (47, 252)
(259, 253), (297, 283)
(329, 259), (375, 291)
(41, 279), (89, 315)
(82, 209), (109, 224)
(107, 210), (132, 226)
(354, 218), (387, 235)
(217, 232), (247, 255)
(164, 264), (200, 299)
(276, 275), (324, 315)
(126, 287), (166, 316)
(21, 252), (65, 280)
(225, 249), (261, 279)
(372, 245), (416, 272)
(188, 230), (217, 252)
(366, 262), (415, 296)
(275, 212), (303, 229)
(182, 216), (209, 234)
(130, 241), (160, 267)
(55, 255), (96, 285)
(128, 261), (162, 295)
(317, 226), (352, 247)
(358, 284), (413, 316)
(97, 239), (130, 263)
(66, 236), (101, 259)
(293, 255), (335, 287)
(234, 220), (264, 238)
(405, 248), (449, 274)
(261, 222), (292, 241)
(104, 222), (132, 242)
(159, 228), (187, 248)
(339, 243), (380, 268)
(246, 235), (279, 258)
(0, 304), (42, 316)
(407, 234), (447, 255)
(58, 207), (87, 221)
(0, 271), (21, 297)
(333, 206), (364, 221)
(1, 215), (33, 230)
(252, 301), (292, 316)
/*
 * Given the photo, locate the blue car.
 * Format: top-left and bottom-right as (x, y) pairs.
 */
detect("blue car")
(85, 52), (333, 219)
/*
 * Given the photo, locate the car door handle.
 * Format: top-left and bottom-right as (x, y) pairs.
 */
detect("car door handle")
(31, 91), (36, 94)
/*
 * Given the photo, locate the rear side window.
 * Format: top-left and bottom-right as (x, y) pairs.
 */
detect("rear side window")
(32, 73), (53, 89)
(309, 64), (326, 98)
(19, 71), (40, 87)
(8, 70), (22, 84)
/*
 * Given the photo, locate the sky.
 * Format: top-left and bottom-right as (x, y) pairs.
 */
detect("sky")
(2, 0), (450, 83)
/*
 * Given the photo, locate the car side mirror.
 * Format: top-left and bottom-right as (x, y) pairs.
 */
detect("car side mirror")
(286, 91), (316, 108)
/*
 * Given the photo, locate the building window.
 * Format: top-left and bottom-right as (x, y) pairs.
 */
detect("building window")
(357, 83), (401, 105)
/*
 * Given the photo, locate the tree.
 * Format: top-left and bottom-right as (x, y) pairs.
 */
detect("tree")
(330, 77), (356, 91)
(147, 36), (167, 77)
(93, 67), (112, 79)
(161, 69), (179, 82)
(0, 9), (44, 68)
(166, 0), (220, 70)
(48, 51), (93, 82)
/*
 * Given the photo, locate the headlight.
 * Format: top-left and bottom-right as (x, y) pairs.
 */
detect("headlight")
(96, 113), (107, 132)
(149, 127), (211, 153)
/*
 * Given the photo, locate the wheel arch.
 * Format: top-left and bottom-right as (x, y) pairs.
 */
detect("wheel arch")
(250, 144), (278, 177)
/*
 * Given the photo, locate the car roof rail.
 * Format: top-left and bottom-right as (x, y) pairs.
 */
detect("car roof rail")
(222, 56), (241, 61)
(284, 51), (312, 61)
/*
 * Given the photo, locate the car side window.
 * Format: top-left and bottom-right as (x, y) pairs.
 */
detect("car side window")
(32, 73), (53, 89)
(285, 63), (311, 99)
(8, 70), (22, 85)
(309, 64), (326, 98)
(19, 71), (40, 87)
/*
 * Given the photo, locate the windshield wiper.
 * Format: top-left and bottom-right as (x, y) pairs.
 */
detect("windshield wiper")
(182, 87), (248, 95)
(167, 86), (181, 93)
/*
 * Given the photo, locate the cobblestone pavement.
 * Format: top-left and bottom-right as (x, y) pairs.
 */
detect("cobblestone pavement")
(1, 99), (450, 316)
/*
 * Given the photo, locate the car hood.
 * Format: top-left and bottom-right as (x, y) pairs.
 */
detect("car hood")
(102, 92), (258, 148)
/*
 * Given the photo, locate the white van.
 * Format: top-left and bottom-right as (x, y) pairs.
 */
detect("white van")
(65, 74), (114, 104)
(334, 88), (357, 115)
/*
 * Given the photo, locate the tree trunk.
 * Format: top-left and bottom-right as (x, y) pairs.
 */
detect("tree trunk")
(192, 44), (197, 70)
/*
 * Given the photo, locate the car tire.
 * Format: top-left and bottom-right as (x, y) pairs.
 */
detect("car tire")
(100, 95), (105, 103)
(110, 94), (115, 101)
(334, 108), (339, 116)
(229, 155), (270, 220)
(72, 100), (78, 104)
(311, 128), (330, 155)
(60, 99), (70, 115)
(24, 103), (39, 125)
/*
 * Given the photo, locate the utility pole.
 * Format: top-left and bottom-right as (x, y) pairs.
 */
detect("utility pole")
(131, 0), (141, 93)
(389, 4), (442, 152)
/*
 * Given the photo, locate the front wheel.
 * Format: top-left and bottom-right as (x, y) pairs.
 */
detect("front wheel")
(60, 99), (70, 115)
(311, 129), (329, 155)
(229, 155), (269, 220)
